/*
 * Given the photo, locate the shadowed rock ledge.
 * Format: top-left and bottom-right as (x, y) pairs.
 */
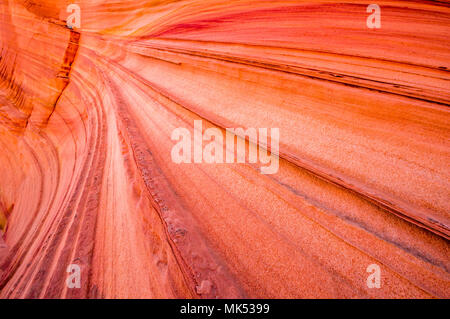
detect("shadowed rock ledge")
(0, 0), (449, 298)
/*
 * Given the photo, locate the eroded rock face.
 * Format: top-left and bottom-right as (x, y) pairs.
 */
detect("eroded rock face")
(0, 0), (449, 298)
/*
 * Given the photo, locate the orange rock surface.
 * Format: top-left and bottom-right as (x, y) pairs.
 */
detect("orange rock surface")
(0, 0), (449, 298)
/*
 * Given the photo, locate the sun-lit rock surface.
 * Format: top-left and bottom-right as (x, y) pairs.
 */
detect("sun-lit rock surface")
(0, 0), (449, 298)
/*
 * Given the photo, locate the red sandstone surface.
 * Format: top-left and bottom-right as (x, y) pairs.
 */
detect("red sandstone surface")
(0, 0), (449, 298)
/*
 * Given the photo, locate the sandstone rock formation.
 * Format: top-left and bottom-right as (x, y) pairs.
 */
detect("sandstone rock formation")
(0, 0), (449, 298)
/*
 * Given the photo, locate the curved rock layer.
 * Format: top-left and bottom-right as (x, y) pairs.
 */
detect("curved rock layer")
(0, 0), (449, 298)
